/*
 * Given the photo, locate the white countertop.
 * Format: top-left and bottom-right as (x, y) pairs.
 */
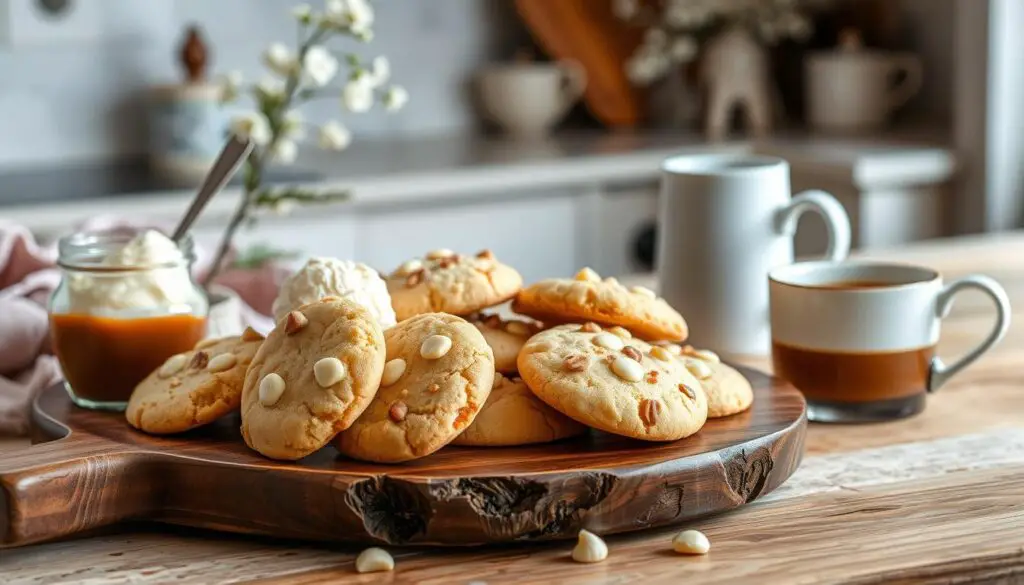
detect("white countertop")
(0, 130), (956, 235)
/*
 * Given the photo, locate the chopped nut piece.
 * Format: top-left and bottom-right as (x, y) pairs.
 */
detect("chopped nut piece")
(405, 269), (425, 287)
(189, 351), (209, 370)
(438, 257), (455, 269)
(622, 346), (643, 362)
(483, 314), (503, 329)
(672, 529), (711, 555)
(355, 547), (395, 573)
(574, 267), (600, 282)
(563, 354), (589, 372)
(169, 377), (182, 389)
(426, 248), (455, 260)
(678, 383), (696, 399)
(427, 383), (441, 393)
(650, 346), (673, 362)
(572, 529), (608, 563)
(388, 401), (408, 422)
(241, 327), (265, 342)
(608, 326), (632, 339)
(638, 398), (663, 426)
(580, 322), (602, 333)
(646, 370), (659, 384)
(284, 311), (308, 335)
(475, 249), (494, 259)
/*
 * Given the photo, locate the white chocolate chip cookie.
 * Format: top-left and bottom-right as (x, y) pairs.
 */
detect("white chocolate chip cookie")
(334, 313), (494, 463)
(452, 373), (587, 446)
(512, 268), (687, 341)
(469, 312), (544, 374)
(680, 347), (752, 418)
(126, 328), (265, 435)
(518, 323), (708, 441)
(240, 298), (386, 461)
(385, 249), (523, 321)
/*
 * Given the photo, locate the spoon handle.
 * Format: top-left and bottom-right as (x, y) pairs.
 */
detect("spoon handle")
(171, 135), (255, 243)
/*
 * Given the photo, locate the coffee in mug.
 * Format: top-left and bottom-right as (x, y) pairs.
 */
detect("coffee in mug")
(768, 261), (1010, 422)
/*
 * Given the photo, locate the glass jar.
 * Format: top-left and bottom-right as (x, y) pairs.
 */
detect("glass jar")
(48, 231), (208, 411)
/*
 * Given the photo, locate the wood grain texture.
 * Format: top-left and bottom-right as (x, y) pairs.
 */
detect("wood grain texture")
(0, 366), (805, 549)
(515, 0), (646, 127)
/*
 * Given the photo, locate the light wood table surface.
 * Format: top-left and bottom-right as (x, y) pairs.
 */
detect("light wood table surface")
(2, 233), (1023, 584)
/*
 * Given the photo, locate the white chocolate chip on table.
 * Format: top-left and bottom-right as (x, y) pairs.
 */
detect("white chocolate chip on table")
(572, 529), (608, 563)
(672, 529), (711, 555)
(355, 547), (395, 573)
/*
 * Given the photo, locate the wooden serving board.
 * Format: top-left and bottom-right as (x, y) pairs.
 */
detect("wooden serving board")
(0, 366), (805, 549)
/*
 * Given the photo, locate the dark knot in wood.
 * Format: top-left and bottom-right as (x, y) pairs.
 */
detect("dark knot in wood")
(725, 446), (775, 502)
(345, 476), (431, 544)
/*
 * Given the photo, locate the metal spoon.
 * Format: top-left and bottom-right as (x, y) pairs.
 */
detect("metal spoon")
(171, 135), (255, 243)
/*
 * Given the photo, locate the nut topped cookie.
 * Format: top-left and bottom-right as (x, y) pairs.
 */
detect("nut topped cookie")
(452, 373), (586, 447)
(385, 249), (523, 321)
(668, 345), (753, 418)
(334, 312), (494, 463)
(517, 323), (707, 441)
(240, 297), (386, 461)
(469, 312), (544, 374)
(126, 327), (265, 435)
(512, 268), (687, 341)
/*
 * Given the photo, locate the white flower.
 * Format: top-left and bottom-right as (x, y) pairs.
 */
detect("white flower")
(282, 111), (306, 140)
(325, 0), (374, 35)
(292, 3), (314, 24)
(219, 70), (243, 102)
(230, 112), (272, 146)
(303, 45), (339, 87)
(318, 121), (352, 151)
(612, 0), (639, 20)
(263, 42), (297, 76)
(367, 56), (390, 87)
(343, 74), (375, 112)
(383, 85), (408, 112)
(668, 36), (698, 63)
(270, 139), (298, 164)
(255, 76), (286, 102)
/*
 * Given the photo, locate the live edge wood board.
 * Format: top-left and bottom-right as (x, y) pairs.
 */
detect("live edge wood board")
(0, 366), (805, 549)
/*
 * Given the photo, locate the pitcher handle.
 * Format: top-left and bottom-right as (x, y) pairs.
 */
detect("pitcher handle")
(928, 275), (1011, 392)
(774, 190), (851, 261)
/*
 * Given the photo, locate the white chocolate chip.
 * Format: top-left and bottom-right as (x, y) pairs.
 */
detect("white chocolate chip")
(313, 357), (347, 388)
(425, 248), (454, 260)
(394, 259), (423, 276)
(194, 338), (220, 350)
(656, 342), (683, 356)
(354, 547), (395, 573)
(629, 285), (657, 299)
(381, 358), (407, 387)
(206, 352), (237, 373)
(158, 354), (188, 378)
(685, 358), (714, 380)
(611, 355), (644, 382)
(420, 335), (453, 360)
(608, 326), (632, 339)
(650, 346), (674, 362)
(572, 529), (608, 563)
(687, 348), (721, 364)
(505, 321), (531, 336)
(574, 267), (600, 282)
(258, 373), (286, 406)
(592, 333), (625, 351)
(672, 529), (710, 555)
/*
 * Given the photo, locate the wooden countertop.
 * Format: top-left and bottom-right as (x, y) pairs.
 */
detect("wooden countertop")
(2, 233), (1023, 584)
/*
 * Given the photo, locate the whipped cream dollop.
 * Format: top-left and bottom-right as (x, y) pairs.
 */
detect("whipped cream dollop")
(66, 230), (196, 314)
(273, 257), (397, 328)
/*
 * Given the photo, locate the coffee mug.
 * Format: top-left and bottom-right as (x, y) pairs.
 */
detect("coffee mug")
(769, 261), (1010, 422)
(805, 50), (923, 132)
(657, 154), (851, 356)
(477, 61), (587, 137)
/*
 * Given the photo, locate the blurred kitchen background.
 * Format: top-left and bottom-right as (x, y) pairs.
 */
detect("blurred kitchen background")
(0, 0), (1015, 287)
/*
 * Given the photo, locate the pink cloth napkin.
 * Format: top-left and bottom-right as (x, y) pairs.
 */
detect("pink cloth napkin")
(0, 220), (278, 436)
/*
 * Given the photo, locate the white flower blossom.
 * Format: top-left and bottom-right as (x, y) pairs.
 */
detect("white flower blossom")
(255, 77), (286, 101)
(282, 111), (306, 140)
(367, 56), (390, 87)
(343, 73), (375, 112)
(292, 3), (314, 24)
(271, 139), (298, 164)
(383, 85), (409, 112)
(263, 42), (297, 76)
(303, 45), (339, 87)
(318, 121), (352, 151)
(230, 112), (272, 146)
(324, 0), (374, 35)
(219, 70), (243, 102)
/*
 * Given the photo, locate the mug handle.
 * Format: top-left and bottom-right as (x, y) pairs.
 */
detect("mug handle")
(887, 55), (924, 110)
(774, 190), (852, 261)
(559, 60), (588, 114)
(928, 275), (1011, 392)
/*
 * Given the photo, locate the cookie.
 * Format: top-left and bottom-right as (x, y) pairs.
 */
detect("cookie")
(127, 327), (265, 434)
(518, 323), (707, 441)
(240, 297), (386, 461)
(334, 313), (494, 463)
(385, 249), (523, 321)
(669, 345), (753, 418)
(452, 373), (587, 446)
(512, 268), (687, 341)
(469, 312), (543, 374)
